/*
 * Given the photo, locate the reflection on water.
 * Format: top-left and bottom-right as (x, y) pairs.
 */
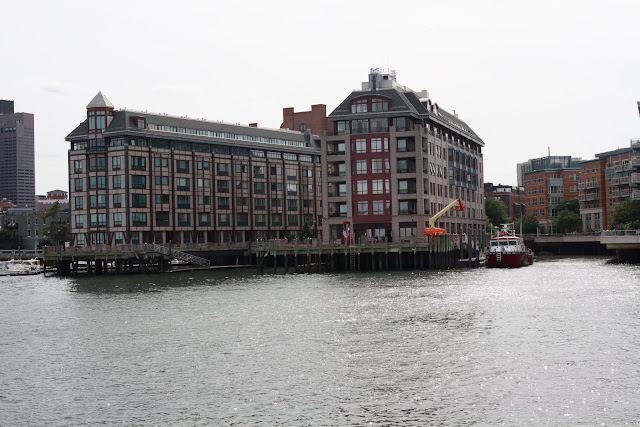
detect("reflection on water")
(1, 257), (639, 425)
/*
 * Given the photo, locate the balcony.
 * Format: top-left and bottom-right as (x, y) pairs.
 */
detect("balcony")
(620, 189), (630, 198)
(609, 177), (620, 185)
(328, 170), (346, 177)
(633, 189), (640, 200)
(632, 173), (640, 184)
(329, 212), (347, 217)
(632, 156), (640, 167)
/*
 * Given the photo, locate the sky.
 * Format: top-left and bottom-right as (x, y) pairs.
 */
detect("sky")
(2, 0), (640, 194)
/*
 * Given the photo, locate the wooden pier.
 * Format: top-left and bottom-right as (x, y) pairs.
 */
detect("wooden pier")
(42, 234), (484, 276)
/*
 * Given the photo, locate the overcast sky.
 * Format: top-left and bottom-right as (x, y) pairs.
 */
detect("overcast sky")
(2, 0), (640, 194)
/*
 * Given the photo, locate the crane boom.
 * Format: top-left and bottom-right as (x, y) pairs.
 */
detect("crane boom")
(428, 198), (465, 228)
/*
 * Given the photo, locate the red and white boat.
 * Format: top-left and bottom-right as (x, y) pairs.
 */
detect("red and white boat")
(486, 224), (534, 268)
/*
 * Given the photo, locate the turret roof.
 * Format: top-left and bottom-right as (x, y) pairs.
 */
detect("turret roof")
(87, 91), (114, 109)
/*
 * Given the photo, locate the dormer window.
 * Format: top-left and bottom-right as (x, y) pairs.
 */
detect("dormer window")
(131, 116), (146, 129)
(351, 99), (367, 113)
(371, 98), (389, 112)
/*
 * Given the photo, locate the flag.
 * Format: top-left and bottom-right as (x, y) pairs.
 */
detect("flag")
(342, 224), (348, 239)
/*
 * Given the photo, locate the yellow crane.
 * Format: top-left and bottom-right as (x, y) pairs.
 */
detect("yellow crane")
(423, 198), (465, 236)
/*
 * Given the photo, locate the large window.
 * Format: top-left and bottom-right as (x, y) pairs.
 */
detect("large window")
(372, 159), (383, 174)
(176, 160), (190, 173)
(371, 137), (388, 153)
(176, 178), (190, 191)
(131, 156), (146, 170)
(132, 194), (147, 208)
(354, 139), (367, 154)
(132, 212), (147, 226)
(113, 213), (122, 226)
(177, 213), (191, 227)
(373, 200), (384, 215)
(356, 180), (368, 195)
(356, 160), (367, 174)
(357, 201), (369, 215)
(371, 98), (389, 112)
(351, 99), (367, 113)
(131, 175), (146, 189)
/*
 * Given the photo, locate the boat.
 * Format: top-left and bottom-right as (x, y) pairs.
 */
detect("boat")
(485, 224), (534, 268)
(0, 259), (44, 276)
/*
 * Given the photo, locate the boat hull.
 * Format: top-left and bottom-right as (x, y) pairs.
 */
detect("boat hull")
(486, 251), (534, 268)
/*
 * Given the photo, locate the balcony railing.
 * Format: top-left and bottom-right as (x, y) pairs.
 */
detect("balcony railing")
(398, 209), (417, 215)
(328, 170), (346, 177)
(631, 156), (640, 167)
(632, 173), (640, 184)
(633, 189), (640, 200)
(329, 212), (347, 217)
(620, 189), (630, 198)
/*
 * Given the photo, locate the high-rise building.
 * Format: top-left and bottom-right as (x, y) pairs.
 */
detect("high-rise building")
(65, 92), (322, 247)
(0, 99), (36, 208)
(321, 69), (485, 243)
(523, 167), (580, 233)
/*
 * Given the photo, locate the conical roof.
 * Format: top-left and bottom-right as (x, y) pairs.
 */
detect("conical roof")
(87, 91), (114, 109)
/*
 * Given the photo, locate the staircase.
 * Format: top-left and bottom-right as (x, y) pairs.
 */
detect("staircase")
(349, 242), (357, 272)
(152, 244), (210, 267)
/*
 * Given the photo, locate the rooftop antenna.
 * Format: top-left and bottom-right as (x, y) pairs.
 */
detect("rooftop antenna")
(548, 146), (550, 156)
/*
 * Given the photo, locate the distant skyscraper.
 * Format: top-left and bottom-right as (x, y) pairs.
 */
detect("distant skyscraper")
(0, 100), (36, 208)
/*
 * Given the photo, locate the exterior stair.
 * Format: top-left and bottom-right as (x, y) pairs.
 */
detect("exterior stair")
(152, 244), (210, 267)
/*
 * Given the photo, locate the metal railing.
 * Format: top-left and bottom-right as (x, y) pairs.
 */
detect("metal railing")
(152, 244), (210, 267)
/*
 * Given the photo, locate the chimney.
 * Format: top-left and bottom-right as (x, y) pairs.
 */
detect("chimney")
(249, 123), (258, 127)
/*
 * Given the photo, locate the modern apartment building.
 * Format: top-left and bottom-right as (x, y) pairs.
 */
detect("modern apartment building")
(578, 140), (640, 230)
(65, 92), (322, 247)
(523, 167), (581, 233)
(517, 155), (580, 187)
(0, 99), (36, 208)
(321, 69), (485, 243)
(484, 183), (525, 219)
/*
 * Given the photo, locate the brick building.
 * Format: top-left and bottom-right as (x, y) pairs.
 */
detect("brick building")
(523, 167), (581, 233)
(321, 69), (485, 243)
(65, 92), (322, 247)
(281, 104), (331, 136)
(484, 183), (525, 219)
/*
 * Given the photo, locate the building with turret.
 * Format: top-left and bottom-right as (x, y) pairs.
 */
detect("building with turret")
(66, 92), (322, 247)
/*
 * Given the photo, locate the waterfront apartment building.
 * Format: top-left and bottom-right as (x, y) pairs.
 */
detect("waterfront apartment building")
(0, 99), (36, 208)
(578, 140), (640, 230)
(517, 155), (580, 187)
(321, 69), (485, 243)
(65, 93), (322, 247)
(484, 183), (525, 219)
(523, 167), (581, 233)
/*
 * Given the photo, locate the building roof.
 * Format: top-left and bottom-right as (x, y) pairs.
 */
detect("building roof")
(328, 87), (483, 145)
(87, 91), (114, 109)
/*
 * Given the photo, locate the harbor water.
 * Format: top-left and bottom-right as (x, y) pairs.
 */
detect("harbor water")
(1, 257), (639, 425)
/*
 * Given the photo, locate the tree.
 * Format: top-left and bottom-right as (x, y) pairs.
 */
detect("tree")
(556, 198), (580, 215)
(299, 222), (314, 239)
(514, 213), (539, 234)
(612, 198), (640, 229)
(485, 197), (509, 231)
(555, 209), (582, 233)
(42, 201), (69, 246)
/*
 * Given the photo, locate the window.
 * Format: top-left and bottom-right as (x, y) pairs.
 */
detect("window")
(155, 157), (169, 168)
(236, 181), (248, 190)
(199, 213), (211, 226)
(371, 98), (389, 112)
(255, 214), (266, 226)
(287, 184), (297, 196)
(271, 198), (282, 208)
(287, 199), (298, 211)
(155, 194), (170, 204)
(131, 156), (146, 170)
(74, 160), (83, 173)
(372, 200), (385, 215)
(217, 180), (229, 193)
(112, 156), (121, 170)
(155, 176), (169, 186)
(176, 177), (190, 191)
(272, 213), (282, 226)
(113, 213), (122, 226)
(132, 212), (147, 226)
(217, 163), (229, 176)
(235, 163), (248, 174)
(356, 159), (367, 174)
(177, 213), (191, 226)
(113, 175), (121, 189)
(176, 160), (190, 173)
(76, 234), (85, 245)
(372, 159), (383, 174)
(132, 194), (147, 208)
(356, 180), (368, 195)
(351, 99), (367, 113)
(286, 168), (297, 180)
(114, 232), (123, 244)
(271, 182), (282, 192)
(74, 178), (83, 191)
(371, 137), (388, 153)
(177, 195), (190, 209)
(354, 138), (367, 153)
(357, 201), (369, 215)
(237, 213), (249, 226)
(218, 197), (230, 210)
(253, 166), (265, 178)
(288, 214), (298, 226)
(131, 232), (140, 244)
(197, 178), (210, 188)
(236, 197), (249, 207)
(156, 212), (170, 227)
(372, 179), (384, 194)
(218, 213), (230, 226)
(75, 215), (84, 228)
(113, 193), (122, 208)
(254, 182), (265, 194)
(74, 196), (83, 210)
(198, 195), (211, 205)
(131, 175), (146, 189)
(197, 160), (210, 170)
(352, 119), (369, 134)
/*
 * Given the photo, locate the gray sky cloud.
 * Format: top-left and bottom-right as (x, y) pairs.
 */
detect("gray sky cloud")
(2, 0), (640, 194)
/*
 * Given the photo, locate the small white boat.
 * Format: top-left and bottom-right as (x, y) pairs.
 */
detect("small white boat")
(0, 259), (44, 276)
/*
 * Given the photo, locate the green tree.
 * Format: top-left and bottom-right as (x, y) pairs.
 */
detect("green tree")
(612, 198), (640, 229)
(485, 197), (509, 231)
(555, 209), (582, 233)
(42, 201), (69, 246)
(514, 213), (539, 234)
(299, 222), (314, 239)
(556, 198), (580, 215)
